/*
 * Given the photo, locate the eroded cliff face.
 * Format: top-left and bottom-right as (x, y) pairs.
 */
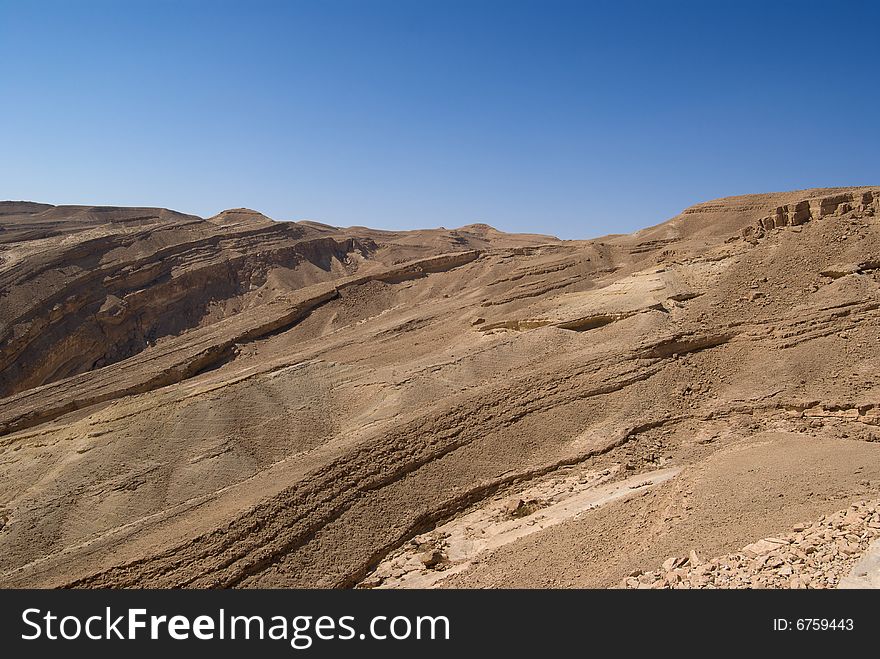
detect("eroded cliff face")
(743, 188), (878, 240)
(0, 187), (878, 590)
(0, 205), (503, 397)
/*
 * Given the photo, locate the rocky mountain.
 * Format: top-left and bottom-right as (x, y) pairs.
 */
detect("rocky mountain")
(0, 187), (878, 588)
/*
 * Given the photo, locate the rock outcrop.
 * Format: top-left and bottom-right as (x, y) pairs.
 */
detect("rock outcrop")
(743, 188), (878, 242)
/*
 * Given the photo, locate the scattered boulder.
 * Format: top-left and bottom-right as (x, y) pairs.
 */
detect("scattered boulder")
(502, 498), (543, 518)
(418, 549), (445, 569)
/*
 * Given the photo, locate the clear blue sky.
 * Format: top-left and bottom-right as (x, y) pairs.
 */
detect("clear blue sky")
(1, 0), (877, 239)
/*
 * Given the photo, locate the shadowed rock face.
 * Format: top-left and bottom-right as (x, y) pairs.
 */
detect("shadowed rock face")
(0, 205), (515, 398)
(0, 187), (879, 590)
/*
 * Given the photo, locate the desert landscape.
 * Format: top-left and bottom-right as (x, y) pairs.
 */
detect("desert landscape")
(1, 186), (879, 589)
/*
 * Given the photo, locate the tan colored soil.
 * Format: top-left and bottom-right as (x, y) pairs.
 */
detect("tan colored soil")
(0, 187), (878, 588)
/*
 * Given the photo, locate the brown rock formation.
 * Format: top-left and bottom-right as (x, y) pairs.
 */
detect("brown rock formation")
(1, 187), (879, 590)
(742, 187), (878, 241)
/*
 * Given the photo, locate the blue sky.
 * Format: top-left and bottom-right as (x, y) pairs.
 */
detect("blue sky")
(1, 0), (877, 239)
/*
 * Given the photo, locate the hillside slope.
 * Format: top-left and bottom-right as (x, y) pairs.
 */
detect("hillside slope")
(0, 187), (878, 589)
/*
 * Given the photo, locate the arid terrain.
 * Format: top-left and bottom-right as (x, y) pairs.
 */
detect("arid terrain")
(0, 187), (878, 589)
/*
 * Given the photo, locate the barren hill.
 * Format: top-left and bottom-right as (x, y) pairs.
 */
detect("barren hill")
(1, 187), (878, 589)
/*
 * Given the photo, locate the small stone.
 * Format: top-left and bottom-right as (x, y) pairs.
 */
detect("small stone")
(359, 576), (384, 589)
(662, 557), (681, 572)
(742, 538), (786, 556)
(418, 549), (445, 568)
(503, 498), (524, 515)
